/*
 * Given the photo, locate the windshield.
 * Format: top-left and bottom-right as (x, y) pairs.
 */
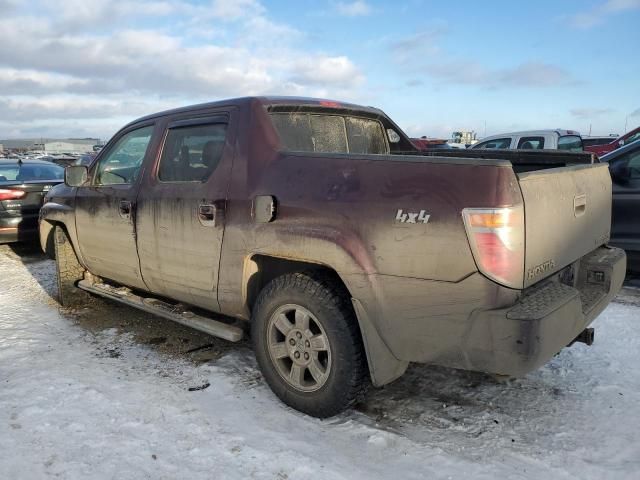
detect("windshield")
(0, 163), (64, 184)
(270, 112), (389, 155)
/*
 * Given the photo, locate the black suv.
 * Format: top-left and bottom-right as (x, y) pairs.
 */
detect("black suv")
(603, 139), (640, 271)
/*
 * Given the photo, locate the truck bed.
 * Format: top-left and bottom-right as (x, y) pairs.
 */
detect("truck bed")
(412, 148), (597, 173)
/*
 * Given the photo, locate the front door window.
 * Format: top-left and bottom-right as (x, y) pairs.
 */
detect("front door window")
(94, 126), (154, 185)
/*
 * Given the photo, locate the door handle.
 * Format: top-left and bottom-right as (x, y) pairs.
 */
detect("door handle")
(119, 200), (132, 219)
(198, 201), (224, 227)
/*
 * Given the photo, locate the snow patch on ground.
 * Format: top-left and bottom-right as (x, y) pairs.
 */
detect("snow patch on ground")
(1, 248), (639, 479)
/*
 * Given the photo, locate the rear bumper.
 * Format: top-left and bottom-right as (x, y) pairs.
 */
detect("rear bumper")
(462, 246), (626, 376)
(0, 214), (39, 244)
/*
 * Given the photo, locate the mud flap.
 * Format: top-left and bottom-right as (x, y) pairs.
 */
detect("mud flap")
(351, 298), (408, 387)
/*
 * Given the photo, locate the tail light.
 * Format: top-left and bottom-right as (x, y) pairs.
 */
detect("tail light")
(462, 206), (524, 289)
(0, 189), (26, 201)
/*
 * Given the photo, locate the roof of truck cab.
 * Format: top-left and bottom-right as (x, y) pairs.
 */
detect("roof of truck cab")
(124, 96), (384, 128)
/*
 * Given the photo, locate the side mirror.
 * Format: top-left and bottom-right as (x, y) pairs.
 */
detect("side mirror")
(618, 139), (625, 147)
(65, 165), (88, 187)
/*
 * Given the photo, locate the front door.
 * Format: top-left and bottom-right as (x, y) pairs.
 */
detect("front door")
(135, 114), (235, 311)
(74, 123), (156, 288)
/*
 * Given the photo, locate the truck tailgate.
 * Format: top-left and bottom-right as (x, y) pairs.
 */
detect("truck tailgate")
(517, 163), (611, 288)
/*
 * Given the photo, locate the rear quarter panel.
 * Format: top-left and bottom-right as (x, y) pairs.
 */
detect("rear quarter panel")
(218, 144), (523, 317)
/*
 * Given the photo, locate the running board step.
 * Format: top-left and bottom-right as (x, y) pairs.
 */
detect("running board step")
(77, 280), (244, 342)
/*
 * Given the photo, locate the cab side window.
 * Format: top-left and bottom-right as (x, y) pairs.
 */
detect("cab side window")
(517, 136), (545, 149)
(623, 131), (640, 145)
(625, 150), (640, 180)
(474, 138), (511, 149)
(557, 135), (583, 152)
(611, 148), (640, 183)
(94, 126), (154, 185)
(158, 124), (228, 182)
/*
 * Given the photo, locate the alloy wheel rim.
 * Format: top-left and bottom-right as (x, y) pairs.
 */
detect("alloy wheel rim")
(266, 304), (332, 392)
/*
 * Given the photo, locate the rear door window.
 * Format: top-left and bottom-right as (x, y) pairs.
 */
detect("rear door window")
(622, 131), (640, 145)
(270, 113), (388, 154)
(517, 136), (545, 149)
(614, 148), (640, 180)
(473, 138), (512, 149)
(158, 123), (228, 182)
(557, 135), (583, 152)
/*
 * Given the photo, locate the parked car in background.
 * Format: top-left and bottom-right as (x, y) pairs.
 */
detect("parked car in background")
(585, 126), (640, 157)
(602, 139), (640, 271)
(582, 135), (618, 148)
(410, 137), (452, 150)
(472, 130), (583, 151)
(75, 153), (97, 166)
(0, 159), (64, 244)
(40, 96), (624, 417)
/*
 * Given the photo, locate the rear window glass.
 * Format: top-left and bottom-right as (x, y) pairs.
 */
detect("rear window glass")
(558, 135), (583, 152)
(473, 138), (512, 149)
(270, 113), (388, 154)
(0, 163), (64, 184)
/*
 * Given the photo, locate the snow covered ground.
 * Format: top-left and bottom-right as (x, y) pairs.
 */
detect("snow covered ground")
(1, 244), (639, 480)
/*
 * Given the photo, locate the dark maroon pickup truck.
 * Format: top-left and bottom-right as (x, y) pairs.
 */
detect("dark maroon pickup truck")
(40, 97), (626, 417)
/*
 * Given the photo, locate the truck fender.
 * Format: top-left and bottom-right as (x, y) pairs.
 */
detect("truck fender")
(242, 255), (407, 387)
(39, 202), (83, 265)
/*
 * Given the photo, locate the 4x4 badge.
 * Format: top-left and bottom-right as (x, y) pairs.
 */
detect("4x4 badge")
(396, 209), (430, 224)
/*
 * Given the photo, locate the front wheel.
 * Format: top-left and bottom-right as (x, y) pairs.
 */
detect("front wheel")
(252, 271), (368, 418)
(53, 226), (88, 307)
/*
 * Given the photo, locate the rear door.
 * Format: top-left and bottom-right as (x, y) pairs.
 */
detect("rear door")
(609, 147), (640, 253)
(135, 113), (235, 311)
(74, 123), (156, 288)
(517, 163), (612, 287)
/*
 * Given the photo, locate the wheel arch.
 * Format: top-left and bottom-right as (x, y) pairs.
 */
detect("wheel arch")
(39, 200), (84, 265)
(244, 254), (408, 386)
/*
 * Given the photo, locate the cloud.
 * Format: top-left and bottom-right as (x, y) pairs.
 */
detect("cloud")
(389, 25), (448, 64)
(499, 63), (578, 87)
(210, 0), (265, 19)
(0, 0), (367, 138)
(571, 108), (615, 118)
(290, 56), (364, 87)
(630, 108), (640, 117)
(420, 61), (577, 88)
(568, 0), (640, 29)
(0, 96), (163, 122)
(0, 0), (18, 10)
(335, 1), (372, 16)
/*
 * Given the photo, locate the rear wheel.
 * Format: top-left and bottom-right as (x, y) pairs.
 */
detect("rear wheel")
(252, 271), (368, 418)
(54, 226), (88, 307)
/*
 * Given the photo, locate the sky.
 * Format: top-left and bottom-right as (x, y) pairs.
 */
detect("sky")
(0, 0), (638, 141)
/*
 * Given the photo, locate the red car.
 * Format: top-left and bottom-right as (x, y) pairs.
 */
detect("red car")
(585, 126), (640, 156)
(410, 137), (451, 150)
